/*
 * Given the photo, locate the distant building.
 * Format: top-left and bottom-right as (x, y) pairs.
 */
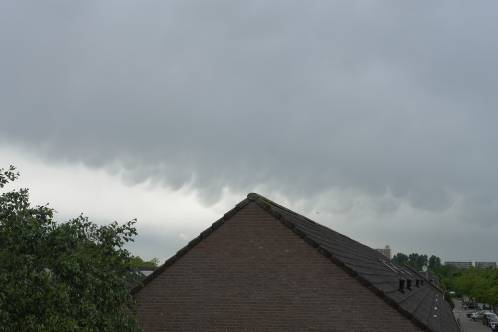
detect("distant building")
(375, 245), (392, 259)
(444, 261), (472, 269)
(475, 261), (496, 269)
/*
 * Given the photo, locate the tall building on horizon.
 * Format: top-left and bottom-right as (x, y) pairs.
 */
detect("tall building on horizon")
(375, 245), (392, 259)
(444, 261), (473, 269)
(475, 261), (496, 269)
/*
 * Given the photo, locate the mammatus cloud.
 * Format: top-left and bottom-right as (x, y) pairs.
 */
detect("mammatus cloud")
(2, 145), (497, 262)
(1, 1), (498, 258)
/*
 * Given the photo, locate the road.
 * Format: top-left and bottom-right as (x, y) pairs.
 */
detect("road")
(453, 301), (492, 332)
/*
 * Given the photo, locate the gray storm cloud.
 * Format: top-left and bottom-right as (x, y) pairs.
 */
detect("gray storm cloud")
(1, 1), (498, 225)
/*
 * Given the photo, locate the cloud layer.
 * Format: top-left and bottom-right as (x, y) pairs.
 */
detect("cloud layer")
(1, 1), (498, 258)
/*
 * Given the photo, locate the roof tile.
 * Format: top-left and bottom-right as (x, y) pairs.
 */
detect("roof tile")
(248, 193), (460, 332)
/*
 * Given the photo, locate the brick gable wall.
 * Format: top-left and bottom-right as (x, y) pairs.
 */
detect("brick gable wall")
(134, 202), (422, 331)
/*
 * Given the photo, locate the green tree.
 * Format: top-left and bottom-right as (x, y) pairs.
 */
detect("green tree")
(428, 255), (442, 271)
(389, 251), (497, 306)
(0, 166), (141, 331)
(130, 256), (160, 270)
(407, 253), (419, 269)
(450, 268), (498, 305)
(416, 254), (428, 271)
(392, 253), (408, 266)
(402, 253), (428, 271)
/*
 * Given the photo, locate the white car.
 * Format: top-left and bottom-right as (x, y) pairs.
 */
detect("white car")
(470, 310), (492, 321)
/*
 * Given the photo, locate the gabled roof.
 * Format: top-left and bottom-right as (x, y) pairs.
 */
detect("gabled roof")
(133, 193), (460, 332)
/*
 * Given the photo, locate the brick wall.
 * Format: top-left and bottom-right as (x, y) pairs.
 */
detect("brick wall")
(134, 202), (422, 331)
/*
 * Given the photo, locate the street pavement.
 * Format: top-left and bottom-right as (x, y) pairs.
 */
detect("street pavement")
(453, 301), (492, 332)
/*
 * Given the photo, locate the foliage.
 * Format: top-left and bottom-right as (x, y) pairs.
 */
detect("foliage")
(392, 249), (498, 305)
(0, 166), (142, 331)
(392, 253), (408, 266)
(442, 268), (498, 305)
(409, 253), (428, 271)
(392, 252), (428, 271)
(130, 256), (160, 270)
(428, 255), (442, 271)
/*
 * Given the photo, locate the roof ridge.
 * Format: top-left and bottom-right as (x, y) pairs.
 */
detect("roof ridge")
(247, 193), (319, 225)
(247, 193), (386, 259)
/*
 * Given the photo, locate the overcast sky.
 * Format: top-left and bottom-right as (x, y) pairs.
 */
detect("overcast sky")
(1, 1), (498, 262)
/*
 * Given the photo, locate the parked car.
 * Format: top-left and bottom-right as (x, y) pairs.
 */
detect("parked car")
(492, 319), (498, 332)
(467, 310), (480, 319)
(463, 302), (472, 310)
(471, 310), (493, 321)
(482, 313), (498, 326)
(480, 303), (492, 310)
(466, 302), (479, 310)
(489, 318), (498, 330)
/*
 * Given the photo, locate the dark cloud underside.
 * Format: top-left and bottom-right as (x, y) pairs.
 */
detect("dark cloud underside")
(1, 1), (497, 224)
